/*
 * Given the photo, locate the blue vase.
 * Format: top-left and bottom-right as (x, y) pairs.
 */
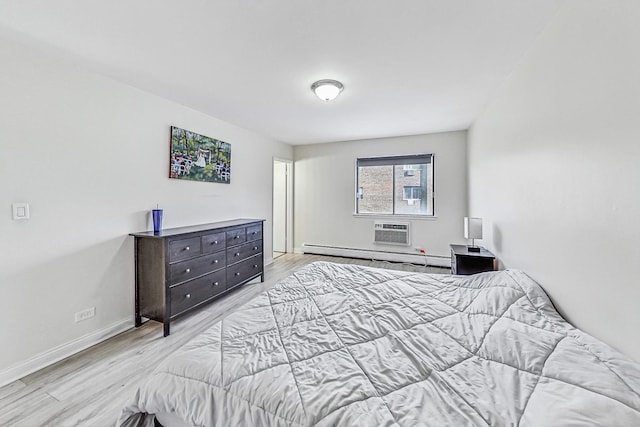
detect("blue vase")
(152, 209), (163, 233)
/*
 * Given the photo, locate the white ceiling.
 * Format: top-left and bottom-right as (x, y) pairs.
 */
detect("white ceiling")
(0, 0), (565, 145)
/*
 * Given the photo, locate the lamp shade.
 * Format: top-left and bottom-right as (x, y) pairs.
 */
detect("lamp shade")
(464, 217), (483, 240)
(311, 79), (344, 101)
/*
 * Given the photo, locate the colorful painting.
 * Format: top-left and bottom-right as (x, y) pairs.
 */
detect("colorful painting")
(169, 126), (231, 183)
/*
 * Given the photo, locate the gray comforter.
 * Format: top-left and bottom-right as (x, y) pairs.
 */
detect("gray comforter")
(117, 262), (640, 426)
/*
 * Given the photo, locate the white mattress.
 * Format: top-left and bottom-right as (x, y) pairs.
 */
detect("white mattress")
(117, 262), (640, 426)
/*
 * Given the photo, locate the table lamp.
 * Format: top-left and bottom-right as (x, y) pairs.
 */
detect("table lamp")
(464, 217), (483, 252)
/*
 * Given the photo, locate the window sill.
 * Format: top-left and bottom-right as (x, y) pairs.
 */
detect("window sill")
(352, 213), (438, 220)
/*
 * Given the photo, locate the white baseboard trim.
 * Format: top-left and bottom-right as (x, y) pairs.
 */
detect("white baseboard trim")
(0, 318), (133, 388)
(301, 244), (451, 268)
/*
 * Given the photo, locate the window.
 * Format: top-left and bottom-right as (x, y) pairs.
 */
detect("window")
(356, 154), (434, 216)
(403, 186), (422, 201)
(402, 164), (420, 177)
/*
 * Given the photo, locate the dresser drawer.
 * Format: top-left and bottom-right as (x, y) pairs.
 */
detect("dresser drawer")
(227, 254), (263, 288)
(226, 240), (263, 265)
(246, 224), (262, 242)
(170, 270), (226, 317)
(202, 232), (225, 254)
(226, 227), (247, 246)
(170, 251), (226, 285)
(169, 237), (201, 262)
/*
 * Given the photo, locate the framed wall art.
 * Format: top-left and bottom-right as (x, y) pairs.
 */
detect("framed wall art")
(169, 126), (231, 184)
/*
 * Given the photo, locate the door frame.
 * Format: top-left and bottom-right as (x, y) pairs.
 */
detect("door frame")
(272, 157), (293, 255)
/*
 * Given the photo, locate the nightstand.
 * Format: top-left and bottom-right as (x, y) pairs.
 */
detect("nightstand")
(450, 244), (496, 275)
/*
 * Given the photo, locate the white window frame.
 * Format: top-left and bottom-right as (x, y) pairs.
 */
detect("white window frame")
(354, 154), (435, 217)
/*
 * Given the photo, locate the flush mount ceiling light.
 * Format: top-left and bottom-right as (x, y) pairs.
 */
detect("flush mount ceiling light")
(311, 79), (344, 101)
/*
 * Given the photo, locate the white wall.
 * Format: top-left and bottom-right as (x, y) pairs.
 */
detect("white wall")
(468, 0), (640, 360)
(0, 34), (292, 382)
(294, 131), (468, 261)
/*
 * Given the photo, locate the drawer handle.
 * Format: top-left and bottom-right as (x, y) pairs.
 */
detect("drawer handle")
(214, 259), (219, 264)
(235, 252), (240, 257)
(213, 281), (220, 286)
(253, 264), (258, 268)
(253, 246), (258, 250)
(235, 272), (240, 276)
(252, 231), (257, 235)
(185, 246), (190, 251)
(185, 268), (191, 273)
(185, 293), (191, 299)
(233, 236), (239, 239)
(214, 241), (218, 244)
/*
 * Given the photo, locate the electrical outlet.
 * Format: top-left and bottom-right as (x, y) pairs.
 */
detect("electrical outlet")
(74, 307), (95, 322)
(414, 247), (426, 254)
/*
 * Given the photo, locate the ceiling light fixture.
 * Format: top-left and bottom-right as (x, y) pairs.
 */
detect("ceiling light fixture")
(311, 79), (344, 101)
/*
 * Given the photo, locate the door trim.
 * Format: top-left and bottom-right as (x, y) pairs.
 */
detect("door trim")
(272, 157), (293, 255)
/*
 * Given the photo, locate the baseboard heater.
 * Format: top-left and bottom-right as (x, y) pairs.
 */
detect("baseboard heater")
(301, 244), (451, 268)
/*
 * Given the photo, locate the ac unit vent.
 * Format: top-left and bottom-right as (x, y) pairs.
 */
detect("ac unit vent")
(373, 222), (410, 246)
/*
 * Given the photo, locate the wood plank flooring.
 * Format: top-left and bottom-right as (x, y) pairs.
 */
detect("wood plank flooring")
(0, 254), (449, 427)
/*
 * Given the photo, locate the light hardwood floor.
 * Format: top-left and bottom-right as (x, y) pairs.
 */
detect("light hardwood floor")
(0, 254), (449, 427)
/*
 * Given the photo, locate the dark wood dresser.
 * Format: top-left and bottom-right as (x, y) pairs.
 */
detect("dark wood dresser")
(131, 219), (265, 336)
(450, 244), (496, 275)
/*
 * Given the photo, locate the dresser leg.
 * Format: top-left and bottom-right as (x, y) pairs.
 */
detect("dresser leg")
(135, 315), (142, 327)
(163, 322), (170, 337)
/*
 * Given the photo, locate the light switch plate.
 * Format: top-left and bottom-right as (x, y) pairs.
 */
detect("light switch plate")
(12, 203), (30, 220)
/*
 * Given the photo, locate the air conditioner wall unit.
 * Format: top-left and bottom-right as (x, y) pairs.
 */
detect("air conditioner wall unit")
(373, 221), (410, 246)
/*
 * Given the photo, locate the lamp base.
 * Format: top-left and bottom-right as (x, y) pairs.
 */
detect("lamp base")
(467, 246), (481, 252)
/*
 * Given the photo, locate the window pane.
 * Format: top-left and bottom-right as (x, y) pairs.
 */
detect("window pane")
(357, 165), (393, 214)
(394, 164), (432, 215)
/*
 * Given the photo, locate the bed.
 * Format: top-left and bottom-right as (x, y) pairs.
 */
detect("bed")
(116, 261), (640, 426)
